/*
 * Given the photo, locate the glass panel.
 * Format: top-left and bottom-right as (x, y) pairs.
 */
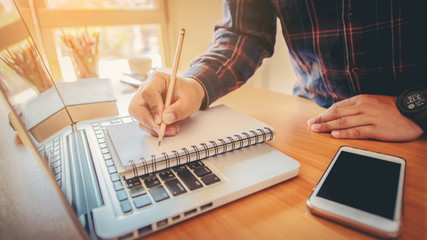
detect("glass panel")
(46, 0), (156, 10)
(54, 25), (161, 81)
(0, 5), (71, 143)
(0, 0), (20, 28)
(0, 37), (53, 105)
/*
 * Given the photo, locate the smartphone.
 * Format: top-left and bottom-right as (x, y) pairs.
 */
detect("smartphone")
(307, 146), (406, 238)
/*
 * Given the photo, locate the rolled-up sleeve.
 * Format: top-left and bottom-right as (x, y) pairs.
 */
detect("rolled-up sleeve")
(183, 0), (277, 109)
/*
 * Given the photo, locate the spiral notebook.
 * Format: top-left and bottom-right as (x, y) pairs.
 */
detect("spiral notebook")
(106, 104), (274, 179)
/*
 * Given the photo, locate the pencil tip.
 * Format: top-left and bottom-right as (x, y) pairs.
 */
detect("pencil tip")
(158, 141), (161, 146)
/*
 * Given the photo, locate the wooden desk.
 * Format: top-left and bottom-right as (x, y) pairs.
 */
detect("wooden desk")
(1, 85), (426, 239)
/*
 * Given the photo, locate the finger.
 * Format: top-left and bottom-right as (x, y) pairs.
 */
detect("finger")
(140, 87), (165, 125)
(163, 124), (180, 136)
(138, 120), (180, 137)
(138, 122), (158, 137)
(162, 101), (194, 125)
(140, 72), (170, 124)
(310, 115), (372, 132)
(331, 125), (375, 139)
(129, 94), (159, 129)
(308, 100), (359, 125)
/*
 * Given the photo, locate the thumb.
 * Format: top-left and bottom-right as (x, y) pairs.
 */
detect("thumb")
(162, 99), (194, 124)
(140, 87), (164, 125)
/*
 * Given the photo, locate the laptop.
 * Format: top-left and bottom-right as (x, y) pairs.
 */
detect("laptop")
(0, 3), (300, 239)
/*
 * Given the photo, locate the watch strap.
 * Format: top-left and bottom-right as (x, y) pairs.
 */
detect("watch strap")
(412, 107), (427, 132)
(396, 85), (427, 132)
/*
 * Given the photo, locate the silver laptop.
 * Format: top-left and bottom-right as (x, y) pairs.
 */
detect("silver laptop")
(0, 3), (300, 239)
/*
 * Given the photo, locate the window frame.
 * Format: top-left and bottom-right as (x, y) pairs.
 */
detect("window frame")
(25, 0), (171, 80)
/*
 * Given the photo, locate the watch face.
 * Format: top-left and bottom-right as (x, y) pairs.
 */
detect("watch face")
(402, 90), (426, 111)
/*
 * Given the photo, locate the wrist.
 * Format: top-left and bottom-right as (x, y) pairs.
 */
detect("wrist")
(396, 85), (427, 132)
(184, 77), (207, 110)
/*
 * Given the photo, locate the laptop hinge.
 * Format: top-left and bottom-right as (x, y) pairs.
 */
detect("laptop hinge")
(67, 130), (103, 238)
(71, 123), (78, 132)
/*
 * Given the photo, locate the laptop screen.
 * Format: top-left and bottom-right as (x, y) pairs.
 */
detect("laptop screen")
(0, 0), (73, 144)
(1, 1), (118, 144)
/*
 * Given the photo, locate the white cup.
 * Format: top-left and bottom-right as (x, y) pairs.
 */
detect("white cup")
(128, 57), (152, 77)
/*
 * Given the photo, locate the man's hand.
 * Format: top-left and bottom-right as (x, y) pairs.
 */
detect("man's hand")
(128, 72), (205, 137)
(307, 94), (424, 142)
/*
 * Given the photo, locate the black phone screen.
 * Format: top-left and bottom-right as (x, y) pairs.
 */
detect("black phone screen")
(317, 151), (402, 220)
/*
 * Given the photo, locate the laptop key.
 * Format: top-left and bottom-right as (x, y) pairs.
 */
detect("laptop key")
(120, 200), (132, 213)
(100, 121), (111, 127)
(144, 176), (161, 188)
(117, 190), (128, 201)
(122, 117), (134, 123)
(176, 169), (202, 190)
(111, 119), (123, 125)
(172, 165), (187, 172)
(125, 177), (141, 188)
(133, 195), (151, 208)
(113, 181), (124, 191)
(105, 159), (114, 167)
(52, 160), (61, 168)
(140, 173), (155, 180)
(110, 173), (120, 182)
(188, 161), (204, 169)
(193, 166), (212, 177)
(107, 166), (117, 174)
(129, 186), (146, 198)
(165, 178), (187, 196)
(54, 166), (61, 174)
(201, 174), (221, 185)
(159, 170), (175, 181)
(149, 185), (170, 202)
(103, 153), (112, 160)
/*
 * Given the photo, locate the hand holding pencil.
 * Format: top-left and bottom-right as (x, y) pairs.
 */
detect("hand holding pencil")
(128, 29), (206, 143)
(157, 29), (185, 145)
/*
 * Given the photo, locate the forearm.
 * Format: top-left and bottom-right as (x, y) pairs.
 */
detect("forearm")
(183, 0), (277, 108)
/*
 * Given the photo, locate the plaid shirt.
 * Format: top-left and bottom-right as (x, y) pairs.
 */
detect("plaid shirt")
(183, 0), (427, 108)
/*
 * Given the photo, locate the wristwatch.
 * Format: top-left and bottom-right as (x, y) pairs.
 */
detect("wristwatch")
(396, 86), (427, 131)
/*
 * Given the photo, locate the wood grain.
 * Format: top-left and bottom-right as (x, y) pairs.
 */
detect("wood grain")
(1, 85), (425, 240)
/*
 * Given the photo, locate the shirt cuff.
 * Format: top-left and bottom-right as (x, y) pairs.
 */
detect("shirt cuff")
(183, 64), (224, 110)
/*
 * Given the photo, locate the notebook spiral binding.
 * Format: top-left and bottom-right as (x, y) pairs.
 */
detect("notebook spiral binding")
(129, 160), (138, 178)
(127, 127), (274, 179)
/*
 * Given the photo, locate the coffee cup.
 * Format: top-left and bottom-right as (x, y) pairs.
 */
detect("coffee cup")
(128, 57), (152, 78)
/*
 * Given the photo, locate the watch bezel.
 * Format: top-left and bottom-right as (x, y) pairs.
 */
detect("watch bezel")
(397, 87), (427, 115)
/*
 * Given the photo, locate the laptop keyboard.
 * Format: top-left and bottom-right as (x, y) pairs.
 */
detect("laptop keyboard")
(92, 117), (221, 214)
(38, 136), (62, 187)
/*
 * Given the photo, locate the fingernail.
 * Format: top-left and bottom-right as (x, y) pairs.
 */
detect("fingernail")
(163, 113), (175, 124)
(311, 123), (321, 131)
(154, 114), (162, 125)
(165, 126), (179, 136)
(307, 118), (315, 126)
(331, 130), (340, 138)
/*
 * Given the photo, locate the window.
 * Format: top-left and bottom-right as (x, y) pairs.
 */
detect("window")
(15, 0), (170, 81)
(46, 0), (156, 10)
(0, 0), (20, 28)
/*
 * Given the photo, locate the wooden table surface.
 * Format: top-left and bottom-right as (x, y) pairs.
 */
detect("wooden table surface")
(1, 85), (426, 239)
(145, 86), (427, 240)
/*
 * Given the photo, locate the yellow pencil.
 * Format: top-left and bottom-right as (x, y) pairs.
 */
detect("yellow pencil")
(158, 28), (185, 146)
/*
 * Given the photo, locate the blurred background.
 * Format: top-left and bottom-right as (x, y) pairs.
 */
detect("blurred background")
(0, 0), (296, 101)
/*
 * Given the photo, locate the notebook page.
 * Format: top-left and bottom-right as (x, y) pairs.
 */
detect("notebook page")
(106, 104), (272, 170)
